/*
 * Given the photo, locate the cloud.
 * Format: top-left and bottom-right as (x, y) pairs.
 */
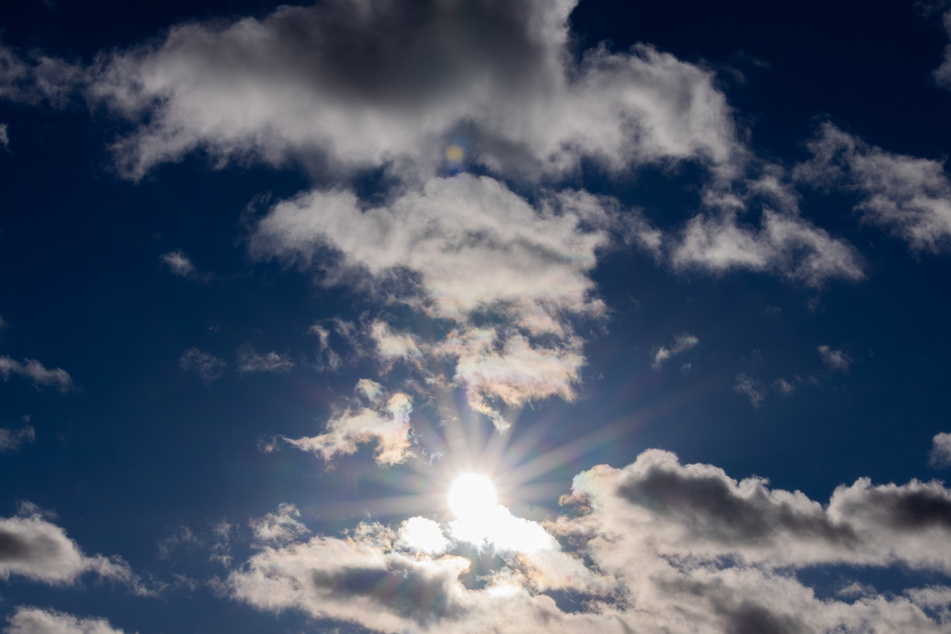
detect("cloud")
(178, 348), (226, 383)
(4, 607), (131, 634)
(86, 0), (742, 181)
(0, 123), (8, 150)
(931, 432), (951, 468)
(651, 332), (698, 370)
(671, 206), (865, 286)
(158, 249), (212, 282)
(0, 357), (74, 392)
(251, 175), (634, 428)
(773, 377), (795, 394)
(796, 122), (951, 252)
(234, 346), (294, 374)
(0, 508), (136, 586)
(223, 450), (951, 633)
(284, 379), (413, 466)
(0, 425), (36, 452)
(818, 345), (851, 371)
(734, 373), (766, 407)
(0, 43), (81, 107)
(935, 10), (951, 88)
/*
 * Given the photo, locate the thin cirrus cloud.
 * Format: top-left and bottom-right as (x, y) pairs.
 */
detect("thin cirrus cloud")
(818, 344), (851, 372)
(651, 332), (698, 370)
(178, 348), (226, 383)
(0, 356), (73, 392)
(0, 425), (35, 452)
(221, 449), (951, 633)
(3, 607), (132, 634)
(234, 346), (295, 375)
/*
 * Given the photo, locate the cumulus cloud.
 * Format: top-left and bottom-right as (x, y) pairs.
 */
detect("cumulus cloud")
(86, 0), (742, 181)
(224, 450), (951, 633)
(0, 425), (36, 452)
(0, 357), (74, 392)
(235, 346), (294, 374)
(796, 122), (951, 252)
(931, 432), (951, 468)
(284, 379), (413, 466)
(818, 344), (851, 371)
(178, 348), (226, 383)
(651, 332), (698, 370)
(0, 508), (136, 586)
(4, 607), (131, 634)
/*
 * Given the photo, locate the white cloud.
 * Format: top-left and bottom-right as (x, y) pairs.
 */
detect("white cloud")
(249, 503), (310, 546)
(4, 607), (131, 634)
(0, 357), (74, 392)
(818, 344), (851, 371)
(651, 333), (698, 370)
(86, 0), (742, 181)
(733, 373), (766, 407)
(0, 425), (35, 452)
(0, 509), (136, 586)
(284, 379), (413, 466)
(224, 449), (951, 633)
(930, 432), (951, 468)
(235, 346), (294, 374)
(796, 122), (951, 252)
(178, 348), (226, 383)
(158, 249), (210, 281)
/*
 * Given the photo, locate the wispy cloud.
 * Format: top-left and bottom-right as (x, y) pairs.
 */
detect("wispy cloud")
(796, 122), (951, 252)
(235, 346), (294, 375)
(734, 373), (766, 407)
(0, 425), (35, 452)
(651, 333), (699, 370)
(818, 345), (851, 371)
(178, 348), (226, 383)
(159, 249), (211, 282)
(0, 123), (8, 150)
(0, 357), (73, 392)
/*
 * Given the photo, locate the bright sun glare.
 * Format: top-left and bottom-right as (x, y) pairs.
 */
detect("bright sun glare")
(448, 473), (497, 520)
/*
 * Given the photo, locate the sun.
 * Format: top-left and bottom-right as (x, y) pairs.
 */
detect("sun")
(448, 473), (498, 521)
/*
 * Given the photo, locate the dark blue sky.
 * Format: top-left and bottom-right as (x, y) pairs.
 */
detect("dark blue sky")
(2, 1), (951, 633)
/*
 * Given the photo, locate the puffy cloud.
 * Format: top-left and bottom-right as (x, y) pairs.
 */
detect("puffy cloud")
(0, 357), (73, 392)
(818, 344), (851, 371)
(0, 425), (35, 452)
(234, 346), (294, 374)
(252, 174), (632, 428)
(86, 0), (741, 181)
(4, 607), (131, 634)
(224, 450), (951, 633)
(249, 503), (310, 546)
(0, 509), (135, 586)
(651, 332), (698, 370)
(930, 432), (951, 468)
(796, 122), (951, 252)
(178, 348), (226, 383)
(284, 379), (413, 466)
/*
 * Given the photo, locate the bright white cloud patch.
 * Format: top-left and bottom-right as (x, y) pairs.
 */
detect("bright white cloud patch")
(0, 509), (135, 586)
(931, 432), (951, 468)
(796, 122), (951, 252)
(4, 607), (131, 634)
(0, 357), (73, 392)
(284, 379), (413, 465)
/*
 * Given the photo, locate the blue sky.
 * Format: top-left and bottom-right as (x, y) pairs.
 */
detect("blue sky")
(2, 0), (951, 632)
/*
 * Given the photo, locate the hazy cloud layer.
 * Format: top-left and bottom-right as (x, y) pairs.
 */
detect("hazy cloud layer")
(796, 122), (951, 252)
(4, 607), (131, 634)
(0, 357), (73, 392)
(225, 449), (951, 633)
(0, 509), (135, 586)
(0, 425), (36, 452)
